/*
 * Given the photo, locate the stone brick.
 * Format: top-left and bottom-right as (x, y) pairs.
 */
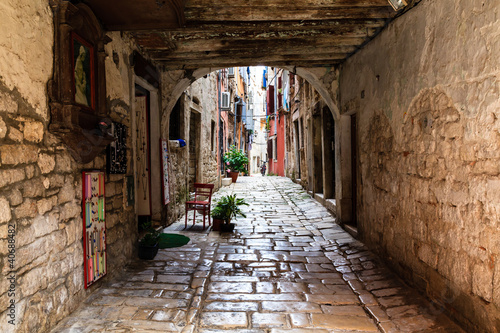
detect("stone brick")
(59, 202), (80, 221)
(0, 144), (38, 165)
(37, 153), (55, 174)
(310, 313), (378, 331)
(0, 197), (12, 223)
(472, 263), (493, 302)
(58, 181), (75, 204)
(0, 116), (6, 138)
(8, 126), (23, 142)
(55, 154), (73, 172)
(36, 196), (57, 215)
(23, 121), (44, 142)
(0, 168), (25, 188)
(32, 212), (59, 238)
(200, 312), (248, 328)
(15, 199), (37, 218)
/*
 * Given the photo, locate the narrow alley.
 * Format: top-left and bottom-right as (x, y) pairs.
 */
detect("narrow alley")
(51, 176), (462, 333)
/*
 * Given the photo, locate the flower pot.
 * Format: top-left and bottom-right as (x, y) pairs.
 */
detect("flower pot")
(212, 218), (224, 231)
(138, 243), (159, 260)
(228, 171), (239, 183)
(220, 223), (235, 233)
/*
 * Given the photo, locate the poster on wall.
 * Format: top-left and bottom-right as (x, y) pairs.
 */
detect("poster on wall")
(82, 170), (107, 288)
(107, 122), (127, 174)
(161, 139), (170, 205)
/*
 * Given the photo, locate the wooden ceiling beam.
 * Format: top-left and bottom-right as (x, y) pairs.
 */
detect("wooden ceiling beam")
(185, 0), (390, 7)
(184, 6), (394, 22)
(147, 45), (358, 61)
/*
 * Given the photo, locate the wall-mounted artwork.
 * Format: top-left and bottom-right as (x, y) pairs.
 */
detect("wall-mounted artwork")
(72, 32), (95, 110)
(82, 171), (107, 288)
(161, 139), (170, 205)
(107, 122), (127, 174)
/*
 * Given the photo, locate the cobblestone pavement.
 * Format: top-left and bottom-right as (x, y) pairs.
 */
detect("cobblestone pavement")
(52, 176), (463, 333)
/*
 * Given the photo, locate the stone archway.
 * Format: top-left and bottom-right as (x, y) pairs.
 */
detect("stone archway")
(159, 66), (352, 224)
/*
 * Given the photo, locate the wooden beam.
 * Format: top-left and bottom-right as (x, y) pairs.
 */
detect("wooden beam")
(185, 0), (390, 8)
(184, 6), (394, 22)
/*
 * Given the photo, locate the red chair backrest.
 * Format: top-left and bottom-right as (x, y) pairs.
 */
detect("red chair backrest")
(193, 183), (214, 202)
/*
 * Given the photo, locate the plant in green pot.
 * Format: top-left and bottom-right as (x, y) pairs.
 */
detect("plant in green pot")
(138, 222), (160, 260)
(211, 194), (249, 232)
(223, 145), (249, 182)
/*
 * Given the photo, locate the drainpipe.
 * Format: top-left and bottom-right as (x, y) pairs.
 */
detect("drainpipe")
(217, 71), (222, 180)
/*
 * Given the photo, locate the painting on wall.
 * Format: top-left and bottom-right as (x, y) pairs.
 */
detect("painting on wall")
(161, 139), (170, 205)
(72, 32), (95, 109)
(82, 170), (107, 288)
(107, 122), (127, 174)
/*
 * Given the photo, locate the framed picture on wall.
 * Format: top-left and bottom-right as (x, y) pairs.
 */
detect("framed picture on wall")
(71, 32), (95, 110)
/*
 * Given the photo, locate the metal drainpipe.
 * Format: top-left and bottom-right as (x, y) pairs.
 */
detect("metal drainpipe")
(234, 96), (241, 146)
(217, 71), (222, 178)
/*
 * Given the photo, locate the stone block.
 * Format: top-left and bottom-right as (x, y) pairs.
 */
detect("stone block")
(200, 312), (247, 328)
(8, 126), (23, 142)
(222, 178), (232, 186)
(0, 168), (25, 188)
(37, 153), (55, 174)
(0, 145), (38, 165)
(472, 263), (493, 302)
(0, 197), (12, 223)
(58, 181), (75, 204)
(15, 199), (37, 218)
(0, 117), (6, 139)
(36, 196), (57, 215)
(32, 212), (59, 238)
(23, 121), (44, 143)
(59, 202), (80, 221)
(55, 154), (73, 173)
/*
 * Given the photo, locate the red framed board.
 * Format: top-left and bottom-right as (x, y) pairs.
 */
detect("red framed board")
(82, 170), (107, 288)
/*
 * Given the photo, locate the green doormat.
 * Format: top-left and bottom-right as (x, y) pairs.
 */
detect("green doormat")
(158, 233), (190, 249)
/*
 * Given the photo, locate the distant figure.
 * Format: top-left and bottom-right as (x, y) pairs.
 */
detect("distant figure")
(74, 45), (89, 106)
(261, 163), (266, 176)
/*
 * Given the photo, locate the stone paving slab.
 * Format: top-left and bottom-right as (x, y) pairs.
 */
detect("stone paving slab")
(51, 176), (465, 333)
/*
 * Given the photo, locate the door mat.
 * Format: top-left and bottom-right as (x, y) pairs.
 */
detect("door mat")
(158, 233), (190, 249)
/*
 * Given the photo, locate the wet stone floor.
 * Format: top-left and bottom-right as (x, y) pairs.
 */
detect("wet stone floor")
(52, 176), (463, 333)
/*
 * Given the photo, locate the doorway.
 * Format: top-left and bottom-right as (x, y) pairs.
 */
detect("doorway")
(135, 85), (151, 227)
(350, 113), (358, 227)
(189, 110), (201, 191)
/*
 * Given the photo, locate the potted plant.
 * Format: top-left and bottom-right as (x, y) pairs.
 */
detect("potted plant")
(223, 145), (249, 182)
(211, 194), (249, 232)
(138, 222), (160, 260)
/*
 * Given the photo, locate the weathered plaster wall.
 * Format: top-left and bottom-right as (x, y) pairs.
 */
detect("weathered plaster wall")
(340, 0), (500, 331)
(0, 2), (139, 329)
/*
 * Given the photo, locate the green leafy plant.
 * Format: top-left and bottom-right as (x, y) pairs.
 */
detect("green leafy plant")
(211, 194), (249, 224)
(223, 145), (249, 173)
(139, 221), (160, 247)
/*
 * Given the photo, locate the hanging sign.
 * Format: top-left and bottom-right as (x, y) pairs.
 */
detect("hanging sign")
(82, 170), (107, 288)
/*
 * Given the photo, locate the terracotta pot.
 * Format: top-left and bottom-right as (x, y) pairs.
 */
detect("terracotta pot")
(212, 218), (224, 231)
(228, 171), (239, 182)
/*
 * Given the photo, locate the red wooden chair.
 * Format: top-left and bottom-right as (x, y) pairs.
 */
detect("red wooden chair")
(185, 183), (215, 230)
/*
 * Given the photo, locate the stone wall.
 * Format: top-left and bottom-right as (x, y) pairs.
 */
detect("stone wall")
(340, 0), (500, 331)
(163, 73), (219, 225)
(0, 2), (139, 330)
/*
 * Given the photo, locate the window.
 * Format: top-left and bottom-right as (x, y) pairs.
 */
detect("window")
(227, 67), (235, 77)
(211, 120), (216, 152)
(169, 98), (182, 140)
(221, 92), (230, 109)
(273, 137), (277, 161)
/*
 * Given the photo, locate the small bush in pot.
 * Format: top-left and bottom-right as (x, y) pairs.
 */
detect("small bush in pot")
(211, 194), (249, 232)
(138, 222), (160, 260)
